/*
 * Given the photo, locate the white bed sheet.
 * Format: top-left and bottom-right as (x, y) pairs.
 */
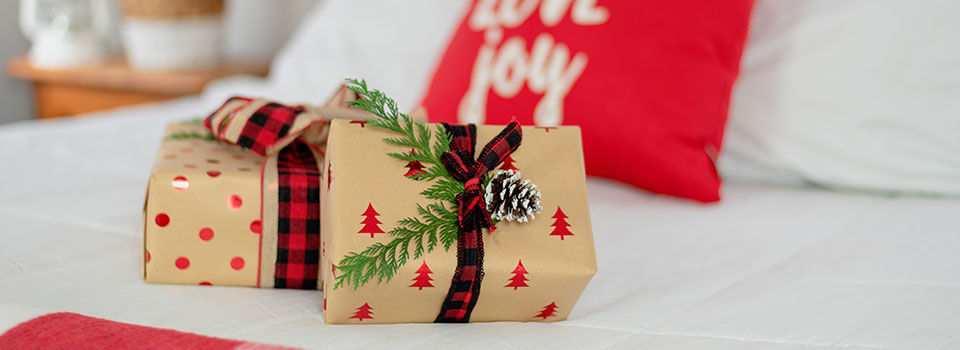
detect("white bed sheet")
(1, 99), (959, 349)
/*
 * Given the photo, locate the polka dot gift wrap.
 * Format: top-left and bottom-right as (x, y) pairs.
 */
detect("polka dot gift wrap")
(144, 122), (268, 288)
(143, 90), (374, 289)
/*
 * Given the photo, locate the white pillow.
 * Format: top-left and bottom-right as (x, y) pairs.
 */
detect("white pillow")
(264, 0), (471, 110)
(720, 0), (960, 196)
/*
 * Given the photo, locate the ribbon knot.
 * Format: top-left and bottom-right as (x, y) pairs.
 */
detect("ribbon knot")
(435, 119), (522, 323)
(439, 119), (523, 230)
(453, 178), (491, 231)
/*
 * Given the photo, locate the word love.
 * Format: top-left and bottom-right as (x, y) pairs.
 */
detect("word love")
(468, 0), (609, 30)
(458, 0), (609, 126)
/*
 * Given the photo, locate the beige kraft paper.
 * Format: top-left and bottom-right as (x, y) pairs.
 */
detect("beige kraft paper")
(144, 122), (269, 287)
(321, 119), (597, 324)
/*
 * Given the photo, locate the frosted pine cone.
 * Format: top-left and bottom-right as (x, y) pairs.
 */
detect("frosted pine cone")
(484, 170), (543, 223)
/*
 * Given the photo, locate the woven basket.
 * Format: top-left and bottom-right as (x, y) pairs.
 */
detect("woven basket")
(122, 0), (225, 71)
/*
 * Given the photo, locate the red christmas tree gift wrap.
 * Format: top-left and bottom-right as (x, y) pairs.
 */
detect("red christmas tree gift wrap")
(319, 80), (597, 324)
(143, 89), (375, 289)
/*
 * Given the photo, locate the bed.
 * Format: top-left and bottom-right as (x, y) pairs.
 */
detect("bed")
(0, 96), (958, 349)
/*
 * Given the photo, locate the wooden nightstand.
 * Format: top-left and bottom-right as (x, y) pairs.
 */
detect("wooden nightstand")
(5, 56), (269, 119)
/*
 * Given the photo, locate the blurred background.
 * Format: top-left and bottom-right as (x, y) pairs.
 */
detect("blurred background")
(0, 1), (33, 122)
(0, 0), (317, 123)
(0, 0), (956, 198)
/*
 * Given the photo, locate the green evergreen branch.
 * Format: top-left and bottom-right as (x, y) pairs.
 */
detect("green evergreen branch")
(333, 202), (457, 290)
(385, 150), (435, 164)
(422, 178), (463, 202)
(334, 79), (465, 290)
(166, 131), (217, 142)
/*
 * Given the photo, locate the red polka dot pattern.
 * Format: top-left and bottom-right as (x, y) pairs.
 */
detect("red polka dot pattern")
(228, 195), (242, 210)
(199, 227), (214, 241)
(172, 176), (189, 191)
(155, 214), (169, 227)
(175, 257), (190, 270)
(231, 257), (245, 270)
(146, 123), (265, 288)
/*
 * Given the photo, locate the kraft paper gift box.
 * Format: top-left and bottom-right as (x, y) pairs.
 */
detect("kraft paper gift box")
(319, 81), (597, 323)
(143, 86), (382, 289)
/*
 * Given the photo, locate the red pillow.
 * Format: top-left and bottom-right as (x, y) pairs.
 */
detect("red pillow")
(420, 0), (754, 202)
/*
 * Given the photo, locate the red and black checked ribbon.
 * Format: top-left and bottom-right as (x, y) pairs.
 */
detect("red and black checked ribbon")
(273, 141), (321, 289)
(205, 98), (322, 289)
(435, 119), (522, 323)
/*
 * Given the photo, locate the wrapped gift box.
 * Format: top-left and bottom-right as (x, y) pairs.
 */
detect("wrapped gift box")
(144, 121), (266, 287)
(143, 87), (375, 289)
(320, 83), (597, 323)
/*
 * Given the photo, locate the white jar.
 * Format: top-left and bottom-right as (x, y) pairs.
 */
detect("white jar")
(123, 15), (222, 71)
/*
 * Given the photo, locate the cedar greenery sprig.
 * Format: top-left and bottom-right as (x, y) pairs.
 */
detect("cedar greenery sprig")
(166, 131), (217, 142)
(334, 79), (463, 290)
(166, 118), (215, 141)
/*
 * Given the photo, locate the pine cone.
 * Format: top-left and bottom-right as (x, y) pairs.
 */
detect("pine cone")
(485, 170), (543, 223)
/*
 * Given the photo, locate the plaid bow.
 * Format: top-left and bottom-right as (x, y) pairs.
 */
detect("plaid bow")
(434, 119), (522, 323)
(205, 97), (328, 289)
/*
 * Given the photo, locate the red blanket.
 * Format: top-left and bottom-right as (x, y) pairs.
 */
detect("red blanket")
(0, 312), (297, 350)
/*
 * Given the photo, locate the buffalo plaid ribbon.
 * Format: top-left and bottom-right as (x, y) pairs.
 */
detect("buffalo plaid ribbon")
(205, 97), (325, 289)
(274, 141), (321, 289)
(435, 119), (522, 323)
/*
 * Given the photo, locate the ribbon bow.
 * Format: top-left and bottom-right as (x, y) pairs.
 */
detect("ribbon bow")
(203, 96), (368, 289)
(203, 97), (329, 289)
(435, 119), (522, 323)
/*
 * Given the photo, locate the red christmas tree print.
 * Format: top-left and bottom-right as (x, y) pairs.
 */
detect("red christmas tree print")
(404, 149), (426, 179)
(349, 303), (374, 321)
(549, 207), (574, 240)
(500, 156), (518, 171)
(409, 260), (435, 290)
(534, 302), (559, 319)
(350, 120), (368, 127)
(505, 259), (530, 290)
(358, 203), (385, 238)
(535, 126), (557, 133)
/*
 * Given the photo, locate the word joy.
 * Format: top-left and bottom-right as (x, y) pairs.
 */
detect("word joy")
(458, 0), (609, 126)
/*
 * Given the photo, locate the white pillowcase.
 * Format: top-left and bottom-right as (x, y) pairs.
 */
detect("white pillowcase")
(720, 0), (960, 196)
(264, 0), (470, 110)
